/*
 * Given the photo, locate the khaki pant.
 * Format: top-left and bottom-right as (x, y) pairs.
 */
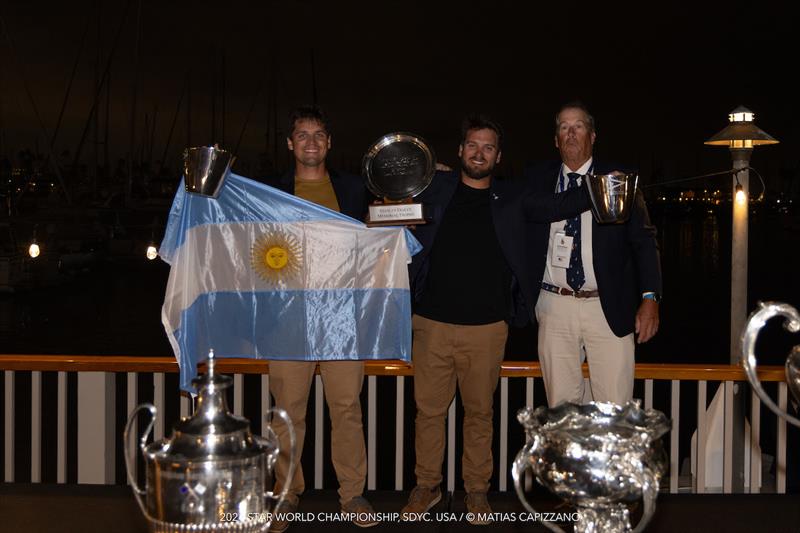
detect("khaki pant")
(535, 289), (634, 406)
(411, 314), (507, 493)
(269, 360), (366, 504)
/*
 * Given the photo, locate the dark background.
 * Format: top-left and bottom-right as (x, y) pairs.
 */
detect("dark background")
(1, 0), (797, 179)
(1, 0), (797, 360)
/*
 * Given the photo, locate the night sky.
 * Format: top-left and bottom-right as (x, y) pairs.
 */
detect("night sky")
(0, 0), (796, 184)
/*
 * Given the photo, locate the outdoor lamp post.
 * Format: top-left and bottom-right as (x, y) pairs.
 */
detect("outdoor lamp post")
(704, 106), (778, 491)
(704, 106), (778, 364)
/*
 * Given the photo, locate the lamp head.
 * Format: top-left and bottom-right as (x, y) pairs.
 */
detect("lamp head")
(705, 105), (779, 149)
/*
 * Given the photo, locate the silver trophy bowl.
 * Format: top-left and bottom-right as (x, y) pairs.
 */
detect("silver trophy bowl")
(742, 301), (800, 427)
(512, 401), (669, 533)
(124, 351), (296, 532)
(585, 173), (639, 224)
(183, 145), (236, 198)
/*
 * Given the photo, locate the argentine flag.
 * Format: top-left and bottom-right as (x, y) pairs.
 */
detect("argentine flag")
(159, 173), (421, 390)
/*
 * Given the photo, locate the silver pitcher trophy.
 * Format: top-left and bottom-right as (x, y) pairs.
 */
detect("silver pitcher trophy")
(124, 351), (296, 532)
(742, 301), (800, 427)
(585, 173), (639, 224)
(512, 401), (669, 533)
(183, 145), (236, 198)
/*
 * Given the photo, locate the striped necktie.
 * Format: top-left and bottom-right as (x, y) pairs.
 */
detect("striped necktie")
(564, 172), (585, 292)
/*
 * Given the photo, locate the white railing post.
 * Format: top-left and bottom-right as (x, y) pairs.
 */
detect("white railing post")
(126, 372), (137, 486)
(777, 383), (787, 493)
(670, 380), (680, 493)
(77, 372), (115, 483)
(180, 393), (190, 419)
(524, 377), (533, 491)
(4, 370), (14, 482)
(154, 373), (165, 441)
(749, 388), (760, 494)
(723, 381), (734, 493)
(57, 371), (67, 483)
(696, 381), (707, 493)
(499, 377), (508, 491)
(395, 376), (404, 491)
(31, 371), (41, 482)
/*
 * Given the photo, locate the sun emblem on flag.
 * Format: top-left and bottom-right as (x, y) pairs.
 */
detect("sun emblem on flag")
(251, 230), (302, 283)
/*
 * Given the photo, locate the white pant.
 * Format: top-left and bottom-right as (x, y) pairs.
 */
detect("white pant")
(535, 289), (634, 406)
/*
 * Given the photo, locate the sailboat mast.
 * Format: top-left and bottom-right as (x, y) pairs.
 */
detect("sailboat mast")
(93, 0), (101, 199)
(127, 0), (142, 203)
(221, 49), (226, 147)
(159, 73), (187, 176)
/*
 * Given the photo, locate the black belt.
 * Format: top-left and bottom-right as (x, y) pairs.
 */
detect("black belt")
(541, 282), (599, 299)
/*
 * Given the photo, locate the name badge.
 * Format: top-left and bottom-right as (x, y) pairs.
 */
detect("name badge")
(552, 232), (574, 268)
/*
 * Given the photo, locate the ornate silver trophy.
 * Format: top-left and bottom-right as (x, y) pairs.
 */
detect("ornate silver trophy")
(124, 352), (296, 532)
(584, 173), (639, 223)
(512, 401), (669, 533)
(362, 132), (435, 226)
(184, 145), (236, 198)
(742, 301), (800, 427)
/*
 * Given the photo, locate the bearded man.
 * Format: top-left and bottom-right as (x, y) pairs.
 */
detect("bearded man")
(401, 114), (591, 523)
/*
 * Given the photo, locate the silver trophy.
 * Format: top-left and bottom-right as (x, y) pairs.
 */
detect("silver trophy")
(742, 301), (800, 427)
(512, 401), (669, 533)
(124, 351), (296, 532)
(362, 132), (435, 226)
(183, 145), (236, 198)
(584, 173), (639, 224)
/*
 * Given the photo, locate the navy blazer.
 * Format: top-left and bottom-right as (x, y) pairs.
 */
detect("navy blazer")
(258, 168), (368, 221)
(523, 161), (662, 337)
(410, 171), (591, 326)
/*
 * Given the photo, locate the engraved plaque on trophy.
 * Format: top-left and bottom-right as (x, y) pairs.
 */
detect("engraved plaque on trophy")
(362, 132), (435, 227)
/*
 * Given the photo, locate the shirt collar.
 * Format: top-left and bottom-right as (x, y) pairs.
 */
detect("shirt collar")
(563, 157), (593, 176)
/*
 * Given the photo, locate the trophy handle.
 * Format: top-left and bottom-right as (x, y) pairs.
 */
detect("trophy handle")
(511, 442), (564, 533)
(264, 407), (296, 513)
(742, 301), (800, 428)
(123, 403), (157, 516)
(630, 470), (658, 533)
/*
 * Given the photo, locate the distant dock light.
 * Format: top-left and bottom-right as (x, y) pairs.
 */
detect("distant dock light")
(29, 226), (41, 258)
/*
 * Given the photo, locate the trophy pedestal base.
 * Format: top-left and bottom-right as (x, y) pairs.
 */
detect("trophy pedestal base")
(366, 202), (427, 227)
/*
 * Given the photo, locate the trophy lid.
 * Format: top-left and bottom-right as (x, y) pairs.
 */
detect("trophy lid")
(149, 351), (262, 460)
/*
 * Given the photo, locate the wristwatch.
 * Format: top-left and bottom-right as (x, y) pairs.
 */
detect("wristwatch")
(642, 292), (661, 303)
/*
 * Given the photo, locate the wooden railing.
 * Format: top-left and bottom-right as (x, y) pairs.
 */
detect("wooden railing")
(1, 355), (794, 495)
(0, 355), (787, 379)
